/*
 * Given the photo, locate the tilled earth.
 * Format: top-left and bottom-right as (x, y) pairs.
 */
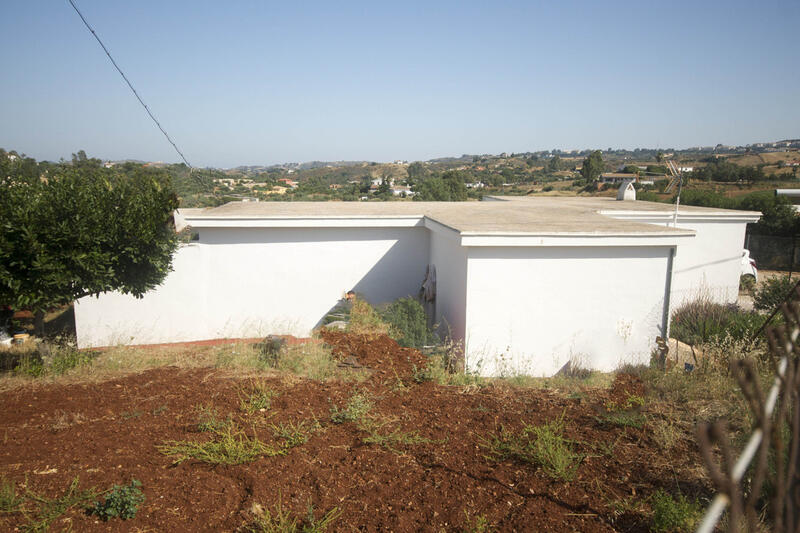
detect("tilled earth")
(0, 332), (711, 532)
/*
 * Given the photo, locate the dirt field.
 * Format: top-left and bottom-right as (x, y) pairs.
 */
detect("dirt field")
(0, 332), (713, 532)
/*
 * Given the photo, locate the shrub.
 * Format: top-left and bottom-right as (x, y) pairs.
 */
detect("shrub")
(754, 276), (796, 312)
(346, 299), (390, 335)
(380, 297), (436, 348)
(7, 339), (91, 378)
(49, 345), (92, 375)
(670, 298), (763, 346)
(650, 489), (701, 532)
(480, 414), (582, 481)
(89, 480), (145, 521)
(636, 190), (661, 203)
(739, 274), (756, 294)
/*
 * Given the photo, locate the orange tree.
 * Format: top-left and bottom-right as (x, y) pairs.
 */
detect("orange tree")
(0, 151), (179, 334)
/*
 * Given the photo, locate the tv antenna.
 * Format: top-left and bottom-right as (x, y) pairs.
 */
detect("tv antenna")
(664, 160), (684, 227)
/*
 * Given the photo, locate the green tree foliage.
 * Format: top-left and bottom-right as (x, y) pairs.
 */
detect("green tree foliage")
(380, 297), (436, 348)
(546, 155), (563, 173)
(646, 165), (668, 174)
(0, 153), (179, 315)
(579, 150), (604, 182)
(754, 276), (796, 312)
(621, 165), (641, 174)
(413, 171), (468, 201)
(406, 162), (427, 186)
(689, 160), (766, 182)
(677, 190), (799, 237)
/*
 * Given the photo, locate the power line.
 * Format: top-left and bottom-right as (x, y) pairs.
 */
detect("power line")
(66, 0), (192, 168)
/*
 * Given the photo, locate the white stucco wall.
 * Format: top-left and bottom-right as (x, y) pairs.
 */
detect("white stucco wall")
(606, 215), (749, 305)
(463, 246), (673, 377)
(667, 219), (748, 305)
(427, 221), (468, 343)
(75, 226), (430, 347)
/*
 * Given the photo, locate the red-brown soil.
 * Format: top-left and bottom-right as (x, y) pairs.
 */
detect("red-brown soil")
(0, 333), (710, 532)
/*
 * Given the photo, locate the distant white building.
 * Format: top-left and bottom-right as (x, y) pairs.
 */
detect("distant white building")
(391, 185), (414, 196)
(76, 197), (759, 377)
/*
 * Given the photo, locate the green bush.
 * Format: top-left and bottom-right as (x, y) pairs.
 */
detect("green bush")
(650, 489), (700, 532)
(754, 276), (796, 312)
(739, 274), (756, 293)
(49, 345), (92, 375)
(89, 480), (144, 521)
(670, 299), (763, 345)
(8, 341), (91, 377)
(636, 190), (661, 202)
(380, 297), (436, 348)
(346, 299), (390, 335)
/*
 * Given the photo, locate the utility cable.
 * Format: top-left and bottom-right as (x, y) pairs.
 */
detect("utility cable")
(66, 0), (193, 169)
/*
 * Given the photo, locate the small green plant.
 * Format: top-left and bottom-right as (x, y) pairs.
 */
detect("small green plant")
(246, 497), (340, 533)
(411, 363), (433, 383)
(358, 415), (432, 454)
(604, 394), (645, 412)
(270, 420), (315, 449)
(329, 392), (372, 424)
(650, 489), (701, 533)
(88, 480), (144, 521)
(0, 476), (23, 513)
(159, 420), (312, 465)
(591, 432), (625, 457)
(121, 409), (143, 420)
(13, 354), (44, 378)
(598, 394), (647, 428)
(596, 411), (647, 429)
(195, 404), (230, 432)
(23, 476), (97, 533)
(239, 380), (276, 414)
(754, 276), (796, 312)
(463, 510), (494, 533)
(480, 414), (582, 481)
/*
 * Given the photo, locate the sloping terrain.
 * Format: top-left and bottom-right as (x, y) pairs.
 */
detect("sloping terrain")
(0, 333), (711, 532)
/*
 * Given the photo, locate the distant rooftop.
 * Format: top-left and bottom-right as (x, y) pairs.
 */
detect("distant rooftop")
(182, 196), (760, 237)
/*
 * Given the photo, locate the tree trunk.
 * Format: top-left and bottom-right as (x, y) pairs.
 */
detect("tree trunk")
(34, 309), (45, 338)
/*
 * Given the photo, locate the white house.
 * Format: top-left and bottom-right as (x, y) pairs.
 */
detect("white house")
(776, 189), (800, 213)
(74, 197), (759, 376)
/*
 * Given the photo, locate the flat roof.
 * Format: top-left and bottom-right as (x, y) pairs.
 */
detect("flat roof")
(184, 196), (760, 237)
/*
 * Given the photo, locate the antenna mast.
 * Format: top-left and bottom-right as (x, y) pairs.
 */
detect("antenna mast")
(666, 160), (684, 227)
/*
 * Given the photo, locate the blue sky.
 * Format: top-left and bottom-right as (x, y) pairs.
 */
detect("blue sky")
(1, 1), (798, 168)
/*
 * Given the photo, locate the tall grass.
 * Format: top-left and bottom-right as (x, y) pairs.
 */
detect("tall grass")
(670, 297), (763, 346)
